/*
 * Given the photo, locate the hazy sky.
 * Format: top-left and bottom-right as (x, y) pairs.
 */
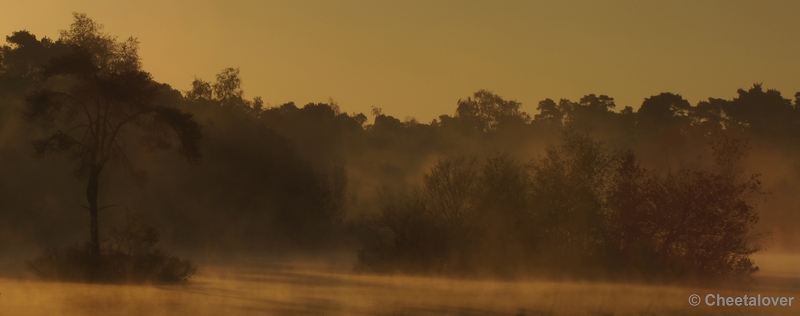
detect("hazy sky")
(3, 0), (800, 122)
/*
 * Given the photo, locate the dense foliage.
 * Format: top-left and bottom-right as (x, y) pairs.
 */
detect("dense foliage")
(356, 134), (763, 280)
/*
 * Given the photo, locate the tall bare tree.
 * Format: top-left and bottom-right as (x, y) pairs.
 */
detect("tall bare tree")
(22, 13), (201, 257)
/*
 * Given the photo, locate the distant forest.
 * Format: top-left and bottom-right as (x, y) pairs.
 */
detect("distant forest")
(2, 14), (800, 281)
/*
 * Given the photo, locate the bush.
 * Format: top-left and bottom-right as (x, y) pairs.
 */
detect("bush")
(356, 133), (764, 281)
(27, 210), (196, 284)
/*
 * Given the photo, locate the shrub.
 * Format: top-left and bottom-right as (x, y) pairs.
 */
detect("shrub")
(27, 210), (196, 284)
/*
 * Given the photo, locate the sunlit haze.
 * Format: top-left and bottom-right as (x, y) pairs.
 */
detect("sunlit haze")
(4, 0), (800, 121)
(5, 2), (800, 315)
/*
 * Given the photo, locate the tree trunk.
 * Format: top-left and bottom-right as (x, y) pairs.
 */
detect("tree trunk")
(87, 166), (101, 256)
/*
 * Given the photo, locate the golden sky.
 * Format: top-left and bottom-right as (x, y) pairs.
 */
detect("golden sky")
(3, 0), (800, 121)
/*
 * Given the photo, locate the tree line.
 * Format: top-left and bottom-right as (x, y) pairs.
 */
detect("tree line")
(1, 13), (796, 281)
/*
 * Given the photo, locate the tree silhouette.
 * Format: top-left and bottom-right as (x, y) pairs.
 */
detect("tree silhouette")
(722, 84), (798, 142)
(0, 31), (67, 94)
(534, 98), (563, 124)
(637, 93), (691, 134)
(455, 90), (530, 133)
(22, 13), (201, 259)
